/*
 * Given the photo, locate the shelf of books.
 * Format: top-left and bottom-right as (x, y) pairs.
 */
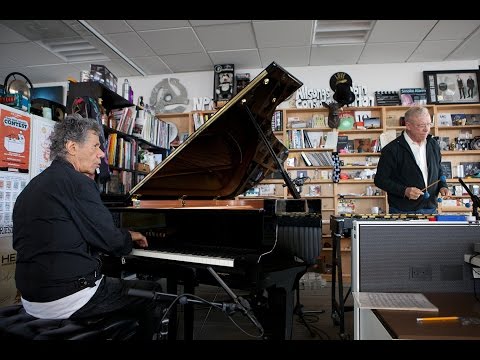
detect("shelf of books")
(241, 104), (480, 281)
(112, 104), (480, 280)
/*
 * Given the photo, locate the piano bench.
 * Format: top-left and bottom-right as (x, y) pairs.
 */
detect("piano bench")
(0, 304), (139, 340)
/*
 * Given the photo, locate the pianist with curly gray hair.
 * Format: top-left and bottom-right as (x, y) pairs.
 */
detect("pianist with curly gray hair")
(13, 113), (161, 340)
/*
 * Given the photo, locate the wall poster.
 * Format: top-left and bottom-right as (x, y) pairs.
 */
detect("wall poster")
(0, 172), (29, 307)
(29, 115), (55, 179)
(0, 106), (31, 172)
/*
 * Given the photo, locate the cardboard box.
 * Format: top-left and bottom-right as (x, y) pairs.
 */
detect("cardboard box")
(90, 64), (118, 92)
(135, 163), (150, 173)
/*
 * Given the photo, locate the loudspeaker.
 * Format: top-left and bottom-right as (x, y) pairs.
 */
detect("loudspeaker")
(31, 98), (66, 121)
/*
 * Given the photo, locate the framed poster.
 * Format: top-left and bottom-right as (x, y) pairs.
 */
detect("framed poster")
(0, 106), (31, 172)
(423, 69), (480, 104)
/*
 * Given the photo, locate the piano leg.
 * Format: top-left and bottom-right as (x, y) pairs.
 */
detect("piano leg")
(183, 270), (196, 341)
(166, 277), (178, 341)
(165, 266), (196, 341)
(254, 264), (306, 340)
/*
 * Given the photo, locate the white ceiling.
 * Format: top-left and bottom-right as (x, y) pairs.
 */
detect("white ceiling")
(0, 19), (479, 85)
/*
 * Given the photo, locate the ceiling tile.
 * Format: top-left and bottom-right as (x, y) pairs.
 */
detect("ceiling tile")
(0, 51), (19, 67)
(446, 29), (480, 61)
(25, 64), (79, 83)
(368, 20), (437, 43)
(310, 44), (364, 65)
(189, 20), (251, 26)
(259, 47), (310, 68)
(105, 32), (156, 57)
(0, 19), (478, 85)
(161, 52), (213, 73)
(109, 58), (144, 77)
(131, 56), (172, 75)
(253, 20), (313, 48)
(0, 20), (79, 41)
(139, 28), (204, 55)
(195, 23), (256, 51)
(358, 42), (419, 64)
(84, 20), (131, 34)
(126, 20), (190, 31)
(408, 40), (463, 62)
(0, 22), (29, 43)
(208, 49), (261, 69)
(71, 59), (140, 78)
(2, 42), (66, 66)
(426, 20), (480, 40)
(0, 66), (29, 83)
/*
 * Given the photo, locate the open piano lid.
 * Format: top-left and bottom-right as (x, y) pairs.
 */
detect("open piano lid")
(129, 62), (303, 201)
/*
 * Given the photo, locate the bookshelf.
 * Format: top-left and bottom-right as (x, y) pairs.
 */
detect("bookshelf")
(64, 98), (480, 279)
(190, 110), (216, 133)
(238, 104), (480, 281)
(66, 82), (170, 197)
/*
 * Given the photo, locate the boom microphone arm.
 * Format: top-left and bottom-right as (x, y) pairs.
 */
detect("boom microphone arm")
(458, 177), (480, 220)
(206, 266), (264, 334)
(127, 288), (242, 314)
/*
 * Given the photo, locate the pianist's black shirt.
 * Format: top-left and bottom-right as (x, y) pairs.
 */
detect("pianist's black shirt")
(13, 158), (133, 302)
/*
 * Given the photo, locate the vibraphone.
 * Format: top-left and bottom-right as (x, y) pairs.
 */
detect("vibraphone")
(329, 213), (452, 339)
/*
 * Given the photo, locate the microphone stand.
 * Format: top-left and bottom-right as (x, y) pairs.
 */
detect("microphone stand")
(458, 177), (480, 220)
(127, 267), (265, 339)
(127, 288), (243, 340)
(206, 266), (264, 335)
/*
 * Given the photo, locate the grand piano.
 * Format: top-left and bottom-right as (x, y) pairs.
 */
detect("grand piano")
(104, 62), (322, 340)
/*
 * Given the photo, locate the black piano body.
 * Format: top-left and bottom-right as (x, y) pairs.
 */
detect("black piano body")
(108, 198), (321, 339)
(103, 62), (323, 339)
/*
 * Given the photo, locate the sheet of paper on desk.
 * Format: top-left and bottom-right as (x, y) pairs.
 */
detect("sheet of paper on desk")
(352, 292), (439, 312)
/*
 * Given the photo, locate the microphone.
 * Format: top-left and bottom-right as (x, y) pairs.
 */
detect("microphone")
(206, 266), (264, 334)
(236, 296), (264, 333)
(127, 288), (156, 299)
(422, 175), (447, 199)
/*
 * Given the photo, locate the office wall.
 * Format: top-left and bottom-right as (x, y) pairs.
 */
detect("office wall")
(36, 59), (479, 112)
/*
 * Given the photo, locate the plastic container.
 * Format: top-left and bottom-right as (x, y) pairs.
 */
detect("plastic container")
(122, 79), (130, 100)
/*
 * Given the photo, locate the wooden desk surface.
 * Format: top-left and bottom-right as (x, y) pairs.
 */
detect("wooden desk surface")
(375, 293), (480, 340)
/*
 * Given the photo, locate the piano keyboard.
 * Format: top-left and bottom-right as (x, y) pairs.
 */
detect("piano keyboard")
(130, 248), (235, 267)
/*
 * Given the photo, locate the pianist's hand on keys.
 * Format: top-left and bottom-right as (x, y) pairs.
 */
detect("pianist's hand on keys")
(129, 230), (148, 248)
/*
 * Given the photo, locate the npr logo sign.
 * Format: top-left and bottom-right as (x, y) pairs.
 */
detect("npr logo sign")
(193, 97), (214, 111)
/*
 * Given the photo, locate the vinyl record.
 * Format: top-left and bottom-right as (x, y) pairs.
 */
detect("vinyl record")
(470, 136), (480, 150)
(436, 76), (456, 95)
(329, 72), (352, 91)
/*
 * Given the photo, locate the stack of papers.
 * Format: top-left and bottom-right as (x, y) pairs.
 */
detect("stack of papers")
(352, 292), (439, 312)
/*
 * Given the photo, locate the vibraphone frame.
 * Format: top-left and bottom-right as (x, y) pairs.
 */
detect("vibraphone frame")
(329, 213), (434, 339)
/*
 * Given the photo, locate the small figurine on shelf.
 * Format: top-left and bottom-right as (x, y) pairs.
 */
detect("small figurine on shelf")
(213, 64), (234, 108)
(98, 98), (108, 126)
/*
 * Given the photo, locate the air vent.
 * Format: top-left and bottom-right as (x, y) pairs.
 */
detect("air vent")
(38, 38), (109, 62)
(313, 20), (375, 45)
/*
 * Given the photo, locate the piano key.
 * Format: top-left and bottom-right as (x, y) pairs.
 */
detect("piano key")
(130, 248), (235, 267)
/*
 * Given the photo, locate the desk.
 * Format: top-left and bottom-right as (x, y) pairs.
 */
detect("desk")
(358, 293), (480, 340)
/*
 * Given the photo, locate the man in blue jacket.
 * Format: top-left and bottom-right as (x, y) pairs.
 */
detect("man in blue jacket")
(374, 106), (450, 214)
